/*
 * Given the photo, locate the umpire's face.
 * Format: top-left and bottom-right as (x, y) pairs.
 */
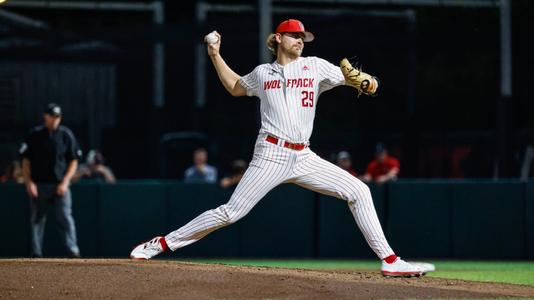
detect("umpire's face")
(43, 113), (61, 131)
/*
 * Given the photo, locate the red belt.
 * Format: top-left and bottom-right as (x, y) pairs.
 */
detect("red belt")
(265, 135), (307, 151)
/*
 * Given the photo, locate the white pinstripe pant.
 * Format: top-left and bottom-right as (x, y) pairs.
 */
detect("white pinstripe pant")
(166, 134), (394, 259)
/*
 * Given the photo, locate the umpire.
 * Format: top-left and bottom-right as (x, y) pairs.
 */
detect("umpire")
(21, 103), (82, 258)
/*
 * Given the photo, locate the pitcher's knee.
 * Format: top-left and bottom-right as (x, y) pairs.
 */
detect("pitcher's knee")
(214, 204), (243, 225)
(347, 181), (372, 203)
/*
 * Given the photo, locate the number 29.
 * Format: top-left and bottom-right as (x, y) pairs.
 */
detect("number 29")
(301, 91), (314, 107)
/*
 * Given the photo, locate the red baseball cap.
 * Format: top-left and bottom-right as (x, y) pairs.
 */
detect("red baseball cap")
(275, 19), (314, 42)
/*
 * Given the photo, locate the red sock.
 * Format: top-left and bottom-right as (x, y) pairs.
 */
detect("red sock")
(383, 254), (398, 264)
(159, 237), (169, 252)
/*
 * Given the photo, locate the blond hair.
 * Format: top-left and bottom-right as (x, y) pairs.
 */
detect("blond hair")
(266, 33), (278, 56)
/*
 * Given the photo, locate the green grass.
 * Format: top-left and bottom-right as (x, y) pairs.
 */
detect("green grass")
(426, 261), (534, 286)
(184, 259), (534, 286)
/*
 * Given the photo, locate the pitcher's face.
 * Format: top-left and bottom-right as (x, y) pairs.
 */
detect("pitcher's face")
(278, 32), (304, 58)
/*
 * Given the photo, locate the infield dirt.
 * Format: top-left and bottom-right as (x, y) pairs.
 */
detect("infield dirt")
(1, 259), (533, 299)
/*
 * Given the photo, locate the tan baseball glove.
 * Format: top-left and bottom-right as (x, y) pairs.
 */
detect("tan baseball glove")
(340, 58), (379, 97)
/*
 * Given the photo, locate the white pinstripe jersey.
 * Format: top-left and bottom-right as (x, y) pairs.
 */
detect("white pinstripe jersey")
(239, 56), (345, 143)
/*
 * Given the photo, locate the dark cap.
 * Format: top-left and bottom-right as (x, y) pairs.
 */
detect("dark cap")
(337, 151), (351, 160)
(375, 143), (387, 154)
(44, 103), (62, 117)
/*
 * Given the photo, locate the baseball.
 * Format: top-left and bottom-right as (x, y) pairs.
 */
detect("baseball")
(205, 31), (219, 44)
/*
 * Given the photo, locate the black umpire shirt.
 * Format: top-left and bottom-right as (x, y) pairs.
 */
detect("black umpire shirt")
(20, 125), (81, 183)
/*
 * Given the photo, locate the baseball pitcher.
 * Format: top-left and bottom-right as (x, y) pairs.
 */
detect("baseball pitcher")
(131, 19), (428, 277)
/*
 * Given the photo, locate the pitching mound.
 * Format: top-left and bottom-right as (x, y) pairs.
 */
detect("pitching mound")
(1, 259), (533, 299)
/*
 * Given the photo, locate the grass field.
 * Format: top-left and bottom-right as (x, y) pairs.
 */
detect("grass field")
(186, 259), (534, 286)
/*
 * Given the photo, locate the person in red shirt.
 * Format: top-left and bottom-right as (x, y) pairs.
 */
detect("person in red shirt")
(362, 143), (400, 184)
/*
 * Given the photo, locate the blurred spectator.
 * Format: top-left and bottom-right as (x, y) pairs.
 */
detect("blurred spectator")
(20, 103), (81, 258)
(336, 151), (358, 177)
(1, 160), (24, 184)
(72, 149), (116, 184)
(184, 148), (217, 183)
(520, 145), (534, 180)
(220, 159), (248, 189)
(451, 146), (471, 178)
(362, 143), (400, 184)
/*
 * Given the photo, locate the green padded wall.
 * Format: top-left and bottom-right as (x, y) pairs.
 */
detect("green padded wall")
(71, 184), (100, 256)
(451, 182), (525, 259)
(168, 184), (239, 258)
(388, 181), (452, 258)
(1, 180), (533, 259)
(98, 183), (168, 257)
(525, 181), (533, 259)
(0, 184), (29, 256)
(238, 184), (316, 257)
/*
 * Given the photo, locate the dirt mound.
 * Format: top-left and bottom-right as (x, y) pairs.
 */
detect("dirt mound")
(1, 259), (533, 299)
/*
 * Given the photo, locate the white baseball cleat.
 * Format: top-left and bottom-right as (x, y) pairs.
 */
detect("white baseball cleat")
(130, 236), (165, 260)
(381, 257), (425, 277)
(408, 262), (436, 273)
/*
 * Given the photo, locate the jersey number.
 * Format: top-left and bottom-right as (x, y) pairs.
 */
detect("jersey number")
(301, 91), (314, 107)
